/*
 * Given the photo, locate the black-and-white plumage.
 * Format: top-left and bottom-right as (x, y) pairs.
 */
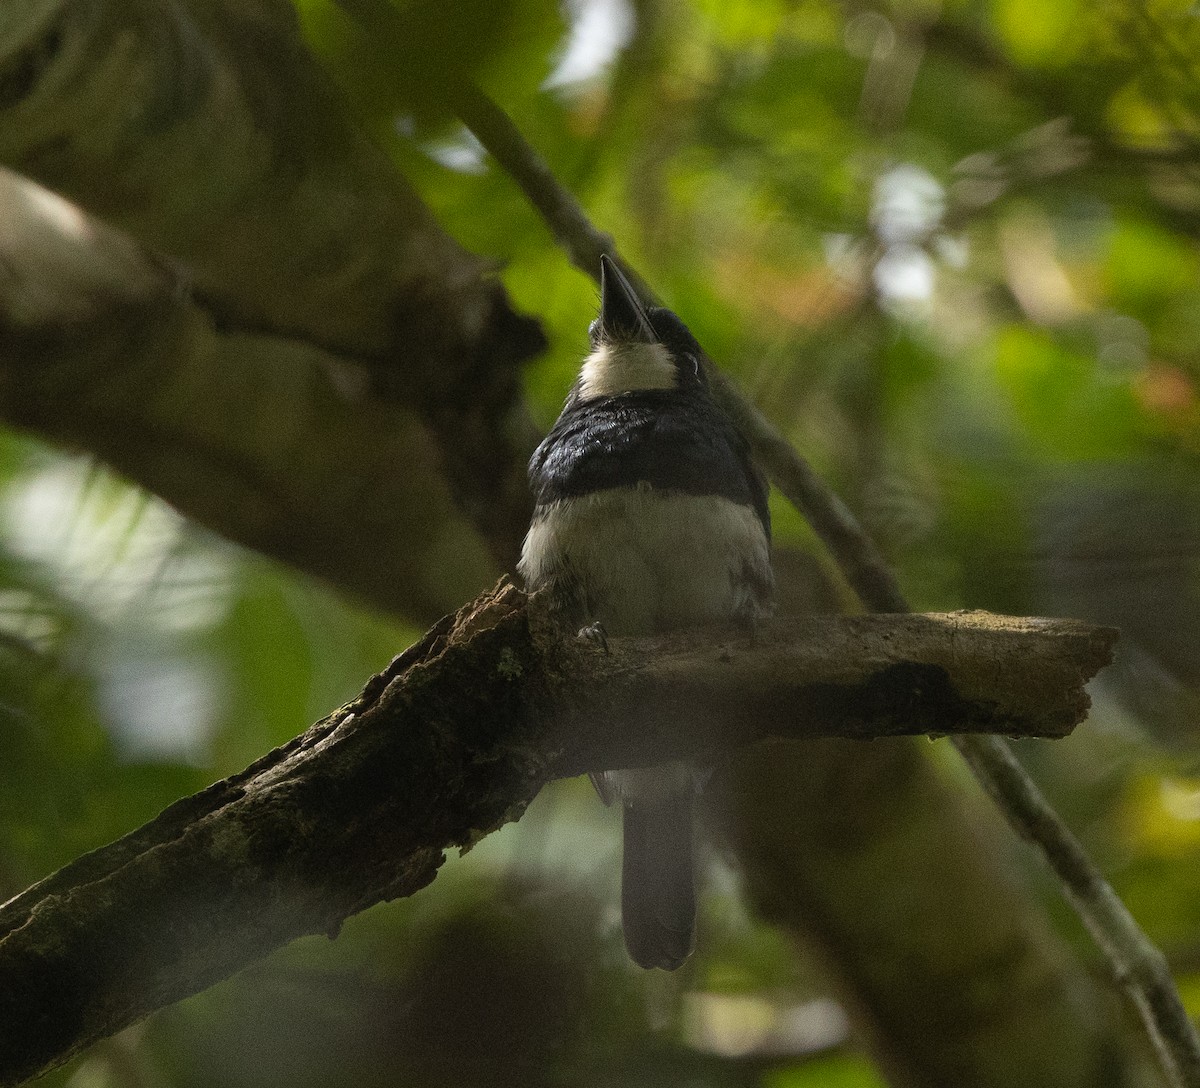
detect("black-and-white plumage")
(519, 256), (774, 969)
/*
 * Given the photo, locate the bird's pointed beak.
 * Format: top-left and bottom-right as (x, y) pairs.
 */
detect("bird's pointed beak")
(598, 255), (656, 343)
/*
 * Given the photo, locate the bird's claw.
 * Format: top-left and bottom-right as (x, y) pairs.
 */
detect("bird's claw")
(578, 621), (609, 653)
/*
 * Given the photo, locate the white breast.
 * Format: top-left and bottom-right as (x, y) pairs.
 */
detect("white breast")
(577, 342), (677, 399)
(520, 486), (773, 636)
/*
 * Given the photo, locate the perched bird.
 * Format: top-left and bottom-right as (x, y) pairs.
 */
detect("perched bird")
(519, 256), (775, 970)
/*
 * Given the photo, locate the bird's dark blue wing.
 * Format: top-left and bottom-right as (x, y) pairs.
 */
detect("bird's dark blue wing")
(529, 390), (770, 536)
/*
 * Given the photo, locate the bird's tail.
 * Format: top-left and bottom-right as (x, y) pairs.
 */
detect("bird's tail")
(621, 796), (696, 970)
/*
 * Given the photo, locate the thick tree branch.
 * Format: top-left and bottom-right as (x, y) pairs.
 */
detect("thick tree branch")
(0, 166), (494, 619)
(0, 583), (1114, 1086)
(0, 0), (544, 578)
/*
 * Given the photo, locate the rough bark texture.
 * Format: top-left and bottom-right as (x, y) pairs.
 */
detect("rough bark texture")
(0, 0), (544, 581)
(554, 607), (1112, 763)
(0, 583), (1115, 1086)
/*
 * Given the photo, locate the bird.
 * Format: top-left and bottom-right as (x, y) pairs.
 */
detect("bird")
(518, 256), (775, 970)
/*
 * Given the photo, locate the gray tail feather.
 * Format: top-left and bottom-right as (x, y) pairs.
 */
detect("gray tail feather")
(621, 797), (696, 970)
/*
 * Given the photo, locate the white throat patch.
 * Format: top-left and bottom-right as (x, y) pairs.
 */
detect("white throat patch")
(578, 341), (676, 399)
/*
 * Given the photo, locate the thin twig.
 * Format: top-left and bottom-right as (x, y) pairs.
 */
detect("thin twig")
(959, 737), (1200, 1088)
(449, 86), (614, 277)
(444, 79), (1200, 1088)
(331, 0), (659, 304)
(447, 84), (657, 305)
(712, 384), (909, 613)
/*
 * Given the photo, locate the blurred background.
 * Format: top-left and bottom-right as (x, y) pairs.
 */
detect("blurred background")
(4, 0), (1200, 1085)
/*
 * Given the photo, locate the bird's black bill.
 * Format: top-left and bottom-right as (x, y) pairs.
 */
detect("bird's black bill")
(598, 254), (656, 343)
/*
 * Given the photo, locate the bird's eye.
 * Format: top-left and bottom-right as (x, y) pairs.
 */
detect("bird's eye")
(688, 354), (702, 380)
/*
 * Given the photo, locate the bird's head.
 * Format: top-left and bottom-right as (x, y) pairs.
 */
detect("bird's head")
(576, 255), (708, 401)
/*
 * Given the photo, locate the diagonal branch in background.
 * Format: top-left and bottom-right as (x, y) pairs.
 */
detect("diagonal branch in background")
(0, 166), (491, 619)
(0, 581), (1115, 1087)
(440, 81), (1200, 1088)
(0, 0), (544, 579)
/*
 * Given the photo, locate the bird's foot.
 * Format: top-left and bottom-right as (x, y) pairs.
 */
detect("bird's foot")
(577, 621), (609, 653)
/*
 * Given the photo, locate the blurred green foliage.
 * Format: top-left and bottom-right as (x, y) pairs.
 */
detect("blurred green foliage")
(764, 1055), (886, 1088)
(7, 0), (1200, 1085)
